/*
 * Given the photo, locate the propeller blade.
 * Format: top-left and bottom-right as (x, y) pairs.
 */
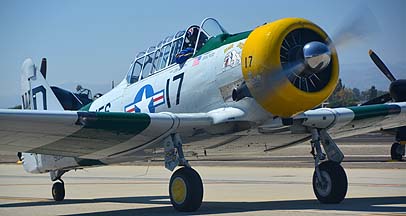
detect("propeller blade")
(40, 58), (47, 79)
(361, 92), (392, 106)
(253, 6), (379, 101)
(329, 5), (379, 49)
(368, 49), (396, 82)
(260, 61), (306, 97)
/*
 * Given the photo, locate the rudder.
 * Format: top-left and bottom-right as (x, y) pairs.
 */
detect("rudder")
(20, 58), (64, 111)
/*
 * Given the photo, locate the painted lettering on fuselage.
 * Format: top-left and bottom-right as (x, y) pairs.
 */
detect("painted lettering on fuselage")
(96, 102), (111, 112)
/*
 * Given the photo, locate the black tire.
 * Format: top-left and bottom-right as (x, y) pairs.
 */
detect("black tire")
(169, 167), (203, 212)
(391, 142), (403, 161)
(312, 161), (347, 204)
(52, 182), (65, 201)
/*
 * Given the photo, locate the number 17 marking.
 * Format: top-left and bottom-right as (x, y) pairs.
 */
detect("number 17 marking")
(166, 72), (184, 108)
(245, 56), (253, 68)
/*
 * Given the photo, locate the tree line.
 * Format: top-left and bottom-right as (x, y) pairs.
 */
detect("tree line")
(327, 79), (388, 108)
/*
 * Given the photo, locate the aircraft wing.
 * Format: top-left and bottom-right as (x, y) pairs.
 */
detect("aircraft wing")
(0, 107), (244, 159)
(179, 102), (406, 157)
(295, 102), (406, 138)
(1, 103), (405, 160)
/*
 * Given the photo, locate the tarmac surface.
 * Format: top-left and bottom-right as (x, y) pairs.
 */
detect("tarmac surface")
(0, 134), (405, 216)
(0, 165), (405, 216)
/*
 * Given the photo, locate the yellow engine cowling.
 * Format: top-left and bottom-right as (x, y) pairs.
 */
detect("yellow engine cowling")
(241, 18), (339, 117)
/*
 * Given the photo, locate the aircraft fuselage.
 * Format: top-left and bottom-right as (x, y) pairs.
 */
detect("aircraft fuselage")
(89, 39), (269, 124)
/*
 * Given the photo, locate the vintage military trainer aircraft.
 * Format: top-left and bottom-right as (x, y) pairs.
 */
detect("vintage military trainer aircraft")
(1, 17), (405, 212)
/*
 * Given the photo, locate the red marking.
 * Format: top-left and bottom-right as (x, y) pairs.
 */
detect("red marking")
(153, 95), (164, 102)
(192, 57), (200, 66)
(126, 107), (135, 113)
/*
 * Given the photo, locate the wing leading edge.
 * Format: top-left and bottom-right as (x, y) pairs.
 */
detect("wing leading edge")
(295, 102), (406, 138)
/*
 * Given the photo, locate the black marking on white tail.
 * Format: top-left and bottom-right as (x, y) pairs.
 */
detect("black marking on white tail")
(20, 58), (64, 110)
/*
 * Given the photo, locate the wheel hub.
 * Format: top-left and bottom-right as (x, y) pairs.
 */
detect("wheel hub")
(171, 177), (187, 204)
(315, 171), (332, 197)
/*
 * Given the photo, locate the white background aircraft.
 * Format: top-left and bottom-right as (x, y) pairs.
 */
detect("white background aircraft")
(0, 16), (405, 212)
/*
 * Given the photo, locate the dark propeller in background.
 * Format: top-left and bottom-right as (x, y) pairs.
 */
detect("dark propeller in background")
(363, 49), (406, 161)
(362, 50), (406, 105)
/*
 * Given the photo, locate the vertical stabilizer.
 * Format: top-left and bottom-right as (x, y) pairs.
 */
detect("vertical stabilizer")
(20, 58), (64, 110)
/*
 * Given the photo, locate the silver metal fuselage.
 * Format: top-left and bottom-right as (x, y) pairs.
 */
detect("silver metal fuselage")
(89, 39), (269, 124)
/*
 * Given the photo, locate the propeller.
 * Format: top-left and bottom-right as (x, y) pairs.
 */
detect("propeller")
(265, 5), (379, 93)
(368, 50), (396, 82)
(329, 5), (379, 49)
(366, 49), (406, 161)
(361, 91), (392, 105)
(361, 50), (394, 105)
(362, 49), (406, 105)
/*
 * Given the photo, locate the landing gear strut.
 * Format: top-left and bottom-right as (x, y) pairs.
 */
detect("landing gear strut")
(391, 142), (405, 161)
(164, 134), (203, 212)
(50, 170), (66, 201)
(392, 127), (406, 161)
(310, 129), (348, 204)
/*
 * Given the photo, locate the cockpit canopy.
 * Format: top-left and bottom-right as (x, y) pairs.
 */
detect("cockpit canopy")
(126, 18), (228, 84)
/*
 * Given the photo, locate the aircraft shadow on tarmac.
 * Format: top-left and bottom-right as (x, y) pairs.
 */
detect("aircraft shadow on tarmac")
(0, 196), (405, 215)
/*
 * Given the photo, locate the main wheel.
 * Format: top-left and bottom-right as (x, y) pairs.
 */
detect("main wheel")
(169, 167), (203, 212)
(52, 182), (65, 201)
(312, 161), (347, 204)
(391, 142), (404, 161)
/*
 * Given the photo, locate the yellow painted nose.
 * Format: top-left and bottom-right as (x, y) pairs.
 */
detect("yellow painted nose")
(241, 18), (339, 117)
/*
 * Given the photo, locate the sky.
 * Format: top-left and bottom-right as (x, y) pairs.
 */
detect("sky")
(0, 0), (405, 108)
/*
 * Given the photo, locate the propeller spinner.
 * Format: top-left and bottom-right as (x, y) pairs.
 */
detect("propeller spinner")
(303, 41), (331, 72)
